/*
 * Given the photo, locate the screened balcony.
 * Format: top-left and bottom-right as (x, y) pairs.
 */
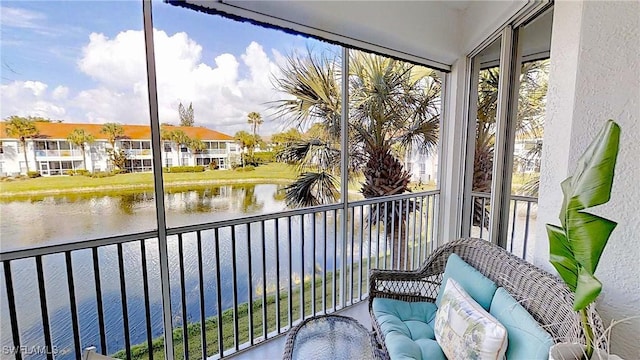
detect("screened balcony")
(1, 0), (637, 359)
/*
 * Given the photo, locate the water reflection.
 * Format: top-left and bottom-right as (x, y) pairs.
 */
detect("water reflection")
(0, 184), (286, 250)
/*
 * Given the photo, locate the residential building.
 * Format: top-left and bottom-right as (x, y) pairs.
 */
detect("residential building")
(0, 122), (240, 175)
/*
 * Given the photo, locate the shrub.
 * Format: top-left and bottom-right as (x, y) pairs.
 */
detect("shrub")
(27, 171), (41, 178)
(76, 169), (91, 176)
(165, 166), (205, 173)
(235, 165), (255, 172)
(252, 151), (276, 164)
(64, 170), (74, 176)
(90, 171), (115, 178)
(208, 161), (219, 170)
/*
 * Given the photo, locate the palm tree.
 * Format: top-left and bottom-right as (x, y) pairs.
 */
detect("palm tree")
(247, 112), (263, 155)
(66, 128), (95, 171)
(271, 50), (441, 269)
(234, 130), (256, 168)
(188, 138), (206, 155)
(100, 123), (125, 171)
(171, 130), (191, 166)
(4, 116), (39, 173)
(160, 125), (174, 167)
(100, 123), (124, 149)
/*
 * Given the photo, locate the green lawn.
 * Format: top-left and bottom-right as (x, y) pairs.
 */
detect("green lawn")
(0, 163), (298, 197)
(112, 257), (376, 360)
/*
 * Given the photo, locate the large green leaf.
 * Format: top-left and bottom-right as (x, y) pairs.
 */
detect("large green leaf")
(548, 120), (620, 311)
(547, 224), (578, 291)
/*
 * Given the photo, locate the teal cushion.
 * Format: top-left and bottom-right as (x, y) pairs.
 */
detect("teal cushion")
(490, 288), (554, 359)
(372, 298), (438, 339)
(385, 332), (446, 360)
(435, 253), (498, 310)
(373, 298), (442, 359)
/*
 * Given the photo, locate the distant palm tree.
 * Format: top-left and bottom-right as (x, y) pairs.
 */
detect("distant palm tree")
(272, 50), (441, 269)
(247, 112), (263, 154)
(160, 125), (174, 167)
(66, 128), (95, 170)
(4, 116), (39, 173)
(171, 130), (191, 166)
(100, 122), (124, 149)
(100, 123), (125, 170)
(234, 130), (255, 168)
(188, 138), (206, 154)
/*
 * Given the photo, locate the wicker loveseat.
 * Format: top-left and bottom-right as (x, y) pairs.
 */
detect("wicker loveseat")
(369, 238), (608, 359)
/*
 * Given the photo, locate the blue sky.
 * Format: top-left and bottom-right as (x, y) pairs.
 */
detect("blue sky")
(0, 0), (335, 134)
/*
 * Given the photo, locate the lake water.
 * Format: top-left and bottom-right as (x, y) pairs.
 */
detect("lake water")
(0, 184), (374, 359)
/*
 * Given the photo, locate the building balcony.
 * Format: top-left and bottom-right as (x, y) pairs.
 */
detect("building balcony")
(34, 150), (83, 158)
(124, 149), (153, 157)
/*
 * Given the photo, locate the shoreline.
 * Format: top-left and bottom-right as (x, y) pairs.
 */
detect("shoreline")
(0, 177), (294, 199)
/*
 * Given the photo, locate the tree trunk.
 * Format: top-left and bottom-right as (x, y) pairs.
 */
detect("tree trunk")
(21, 140), (30, 173)
(81, 147), (87, 170)
(391, 220), (409, 270)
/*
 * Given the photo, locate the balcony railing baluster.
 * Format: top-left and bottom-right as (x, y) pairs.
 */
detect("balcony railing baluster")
(332, 209), (337, 311)
(358, 206), (364, 300)
(260, 220), (267, 340)
(230, 226), (239, 352)
(311, 215), (316, 316)
(299, 215), (305, 320)
(3, 261), (22, 360)
(287, 216), (293, 328)
(66, 251), (82, 359)
(196, 232), (206, 359)
(510, 200), (517, 252)
(322, 211), (327, 314)
(140, 241), (154, 360)
(246, 223), (253, 345)
(177, 234), (189, 359)
(91, 247), (107, 355)
(214, 228), (224, 357)
(35, 256), (53, 360)
(274, 218), (281, 332)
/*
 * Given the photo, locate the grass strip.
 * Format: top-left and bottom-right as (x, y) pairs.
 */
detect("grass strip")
(112, 257), (377, 360)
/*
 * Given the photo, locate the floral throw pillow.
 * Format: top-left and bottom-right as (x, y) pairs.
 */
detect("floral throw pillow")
(434, 278), (508, 360)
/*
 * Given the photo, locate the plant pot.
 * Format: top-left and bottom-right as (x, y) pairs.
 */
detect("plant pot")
(549, 343), (623, 360)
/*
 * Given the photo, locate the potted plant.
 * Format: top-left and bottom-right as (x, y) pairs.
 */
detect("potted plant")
(546, 120), (621, 360)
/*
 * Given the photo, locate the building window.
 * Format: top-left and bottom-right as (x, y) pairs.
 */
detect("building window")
(0, 141), (3, 154)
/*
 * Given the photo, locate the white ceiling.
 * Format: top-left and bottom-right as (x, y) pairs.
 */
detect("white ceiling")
(178, 0), (532, 69)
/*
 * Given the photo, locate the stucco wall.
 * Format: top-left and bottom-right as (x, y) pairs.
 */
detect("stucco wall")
(535, 1), (640, 357)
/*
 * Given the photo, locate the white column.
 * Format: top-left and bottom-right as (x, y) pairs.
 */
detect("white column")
(533, 1), (639, 357)
(438, 56), (470, 245)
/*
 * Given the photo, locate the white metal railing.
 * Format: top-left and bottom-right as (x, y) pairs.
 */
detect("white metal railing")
(0, 191), (439, 360)
(123, 149), (153, 156)
(469, 191), (538, 258)
(34, 150), (82, 157)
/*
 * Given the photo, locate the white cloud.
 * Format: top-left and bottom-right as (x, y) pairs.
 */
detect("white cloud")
(0, 7), (45, 29)
(0, 81), (66, 119)
(1, 28), (295, 135)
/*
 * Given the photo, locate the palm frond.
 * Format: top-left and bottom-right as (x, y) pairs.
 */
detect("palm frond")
(284, 171), (339, 208)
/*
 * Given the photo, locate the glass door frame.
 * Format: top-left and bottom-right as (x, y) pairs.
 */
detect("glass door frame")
(461, 3), (552, 248)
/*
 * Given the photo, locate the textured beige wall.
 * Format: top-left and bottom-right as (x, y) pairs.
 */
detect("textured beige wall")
(534, 1), (640, 357)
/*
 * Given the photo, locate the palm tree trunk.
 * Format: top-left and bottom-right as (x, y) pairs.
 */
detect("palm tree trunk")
(21, 140), (30, 173)
(392, 220), (409, 270)
(81, 147), (87, 170)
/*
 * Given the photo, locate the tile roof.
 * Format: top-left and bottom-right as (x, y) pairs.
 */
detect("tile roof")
(0, 122), (234, 141)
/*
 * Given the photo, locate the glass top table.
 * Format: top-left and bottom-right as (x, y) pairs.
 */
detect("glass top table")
(283, 315), (377, 360)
